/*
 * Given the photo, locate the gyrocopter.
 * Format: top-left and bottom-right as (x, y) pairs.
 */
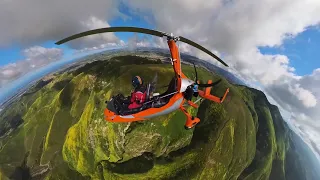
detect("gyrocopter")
(55, 26), (230, 129)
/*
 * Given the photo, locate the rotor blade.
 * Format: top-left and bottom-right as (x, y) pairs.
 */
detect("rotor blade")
(198, 79), (222, 87)
(55, 27), (166, 45)
(193, 63), (198, 82)
(179, 36), (229, 67)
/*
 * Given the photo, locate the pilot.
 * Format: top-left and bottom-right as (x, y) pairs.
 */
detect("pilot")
(128, 76), (147, 109)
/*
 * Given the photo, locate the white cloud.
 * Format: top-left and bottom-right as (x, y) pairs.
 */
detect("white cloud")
(23, 46), (63, 67)
(0, 0), (122, 49)
(127, 33), (152, 50)
(69, 16), (121, 49)
(1, 65), (20, 79)
(124, 0), (320, 158)
(288, 84), (317, 108)
(75, 40), (126, 54)
(0, 46), (63, 87)
(292, 116), (320, 160)
(124, 0), (320, 115)
(126, 0), (320, 53)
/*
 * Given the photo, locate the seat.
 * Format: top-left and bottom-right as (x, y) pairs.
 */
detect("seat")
(109, 76), (177, 116)
(142, 76), (177, 109)
(159, 76), (177, 101)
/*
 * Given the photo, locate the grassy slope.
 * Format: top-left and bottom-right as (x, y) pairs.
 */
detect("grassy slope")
(178, 78), (256, 180)
(61, 60), (207, 178)
(0, 72), (93, 179)
(0, 53), (312, 180)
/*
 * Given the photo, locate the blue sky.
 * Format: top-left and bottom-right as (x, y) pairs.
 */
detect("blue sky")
(109, 3), (155, 42)
(260, 27), (320, 76)
(0, 41), (74, 66)
(0, 46), (24, 66)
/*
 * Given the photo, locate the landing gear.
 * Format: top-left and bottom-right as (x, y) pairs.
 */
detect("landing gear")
(184, 116), (200, 130)
(180, 106), (200, 130)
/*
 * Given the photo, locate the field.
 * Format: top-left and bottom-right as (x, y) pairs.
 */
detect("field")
(0, 52), (318, 180)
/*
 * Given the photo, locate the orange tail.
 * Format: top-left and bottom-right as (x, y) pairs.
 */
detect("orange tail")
(198, 80), (229, 103)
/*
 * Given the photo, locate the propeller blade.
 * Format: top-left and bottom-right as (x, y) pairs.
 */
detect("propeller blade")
(198, 79), (222, 87)
(152, 72), (158, 84)
(55, 26), (166, 45)
(151, 72), (158, 92)
(179, 36), (229, 67)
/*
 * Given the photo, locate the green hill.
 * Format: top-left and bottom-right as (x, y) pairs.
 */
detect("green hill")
(0, 53), (318, 180)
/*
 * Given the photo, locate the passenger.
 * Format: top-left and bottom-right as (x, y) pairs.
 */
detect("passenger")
(128, 76), (147, 109)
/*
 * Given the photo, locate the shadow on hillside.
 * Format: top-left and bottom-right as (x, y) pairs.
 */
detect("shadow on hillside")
(9, 152), (31, 180)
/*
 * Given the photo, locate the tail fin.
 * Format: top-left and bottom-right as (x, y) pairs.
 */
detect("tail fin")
(220, 88), (230, 103)
(204, 80), (213, 96)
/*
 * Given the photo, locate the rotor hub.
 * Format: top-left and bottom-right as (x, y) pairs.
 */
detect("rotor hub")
(163, 32), (180, 42)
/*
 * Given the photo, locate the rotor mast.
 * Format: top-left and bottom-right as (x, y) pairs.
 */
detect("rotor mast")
(166, 33), (186, 79)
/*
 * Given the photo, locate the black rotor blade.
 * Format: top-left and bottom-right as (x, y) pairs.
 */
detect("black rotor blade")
(193, 63), (198, 82)
(179, 36), (229, 67)
(55, 26), (166, 45)
(198, 79), (222, 87)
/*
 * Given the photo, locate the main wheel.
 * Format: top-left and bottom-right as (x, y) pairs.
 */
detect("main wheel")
(184, 125), (193, 130)
(184, 121), (198, 130)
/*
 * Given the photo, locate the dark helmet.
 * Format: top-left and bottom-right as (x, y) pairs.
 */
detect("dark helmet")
(132, 76), (143, 88)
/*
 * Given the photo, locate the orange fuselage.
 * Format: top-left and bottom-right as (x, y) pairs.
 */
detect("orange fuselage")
(104, 40), (187, 122)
